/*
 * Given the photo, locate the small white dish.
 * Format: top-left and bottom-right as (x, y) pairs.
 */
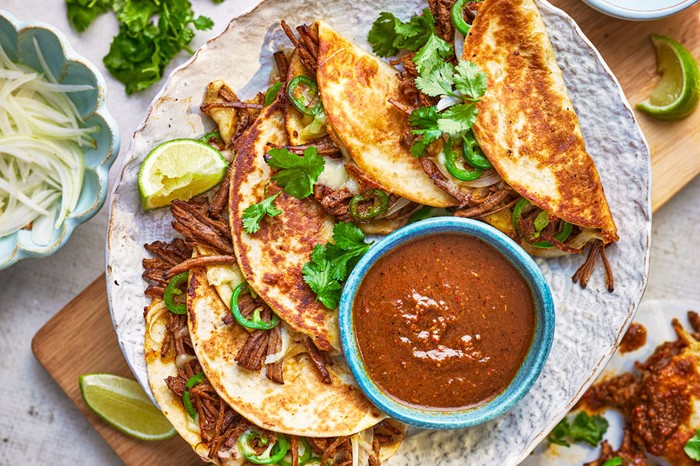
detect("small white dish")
(582, 0), (699, 20)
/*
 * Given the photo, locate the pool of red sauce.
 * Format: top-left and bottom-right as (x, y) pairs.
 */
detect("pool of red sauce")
(353, 233), (536, 410)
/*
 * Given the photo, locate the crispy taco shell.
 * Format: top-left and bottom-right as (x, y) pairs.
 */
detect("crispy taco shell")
(464, 0), (617, 243)
(187, 265), (385, 437)
(229, 98), (338, 351)
(316, 21), (457, 208)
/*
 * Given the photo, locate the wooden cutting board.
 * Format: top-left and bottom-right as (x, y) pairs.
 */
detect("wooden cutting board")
(31, 2), (700, 465)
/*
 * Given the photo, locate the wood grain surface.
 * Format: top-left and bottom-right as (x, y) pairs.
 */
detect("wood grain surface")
(30, 2), (700, 464)
(31, 276), (201, 466)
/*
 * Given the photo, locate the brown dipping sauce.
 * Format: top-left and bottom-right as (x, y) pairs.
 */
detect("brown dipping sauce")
(353, 233), (536, 410)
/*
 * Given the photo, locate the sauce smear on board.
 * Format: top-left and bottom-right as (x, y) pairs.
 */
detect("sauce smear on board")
(353, 233), (536, 410)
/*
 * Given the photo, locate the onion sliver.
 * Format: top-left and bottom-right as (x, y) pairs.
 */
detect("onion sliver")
(0, 40), (96, 240)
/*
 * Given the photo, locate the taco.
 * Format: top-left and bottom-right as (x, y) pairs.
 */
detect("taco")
(145, 298), (406, 465)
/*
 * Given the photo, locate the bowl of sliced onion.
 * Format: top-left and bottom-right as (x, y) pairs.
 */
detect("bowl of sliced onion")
(0, 10), (119, 270)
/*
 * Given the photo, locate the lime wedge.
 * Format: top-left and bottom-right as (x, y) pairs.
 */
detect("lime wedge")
(637, 34), (700, 121)
(79, 373), (176, 441)
(138, 138), (227, 210)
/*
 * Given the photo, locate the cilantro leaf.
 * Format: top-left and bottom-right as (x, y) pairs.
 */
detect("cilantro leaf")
(415, 62), (455, 98)
(367, 9), (434, 57)
(685, 429), (700, 461)
(242, 193), (282, 234)
(302, 245), (343, 310)
(266, 147), (325, 199)
(438, 103), (478, 137)
(569, 412), (609, 447)
(302, 223), (373, 309)
(453, 60), (488, 100)
(413, 33), (454, 75)
(548, 412), (609, 448)
(408, 106), (443, 156)
(66, 0), (112, 33)
(602, 458), (623, 466)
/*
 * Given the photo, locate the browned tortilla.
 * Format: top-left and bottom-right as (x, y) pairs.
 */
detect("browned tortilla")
(229, 98), (339, 351)
(464, 0), (618, 243)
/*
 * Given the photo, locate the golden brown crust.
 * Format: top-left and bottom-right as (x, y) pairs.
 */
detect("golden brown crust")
(464, 0), (617, 243)
(316, 21), (458, 208)
(229, 98), (338, 351)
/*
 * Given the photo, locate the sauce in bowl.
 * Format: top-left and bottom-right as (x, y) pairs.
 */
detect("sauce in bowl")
(352, 233), (536, 410)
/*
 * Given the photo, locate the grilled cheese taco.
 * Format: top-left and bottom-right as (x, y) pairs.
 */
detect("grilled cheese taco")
(145, 298), (406, 465)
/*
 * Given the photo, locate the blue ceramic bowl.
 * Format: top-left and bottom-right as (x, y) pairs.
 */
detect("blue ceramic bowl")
(339, 217), (555, 430)
(581, 0), (698, 20)
(0, 10), (119, 270)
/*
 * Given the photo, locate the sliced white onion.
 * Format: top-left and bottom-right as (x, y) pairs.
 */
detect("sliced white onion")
(351, 428), (374, 466)
(568, 227), (603, 250)
(382, 196), (413, 218)
(435, 150), (502, 188)
(436, 94), (461, 111)
(176, 353), (197, 370)
(454, 31), (466, 59)
(0, 40), (96, 239)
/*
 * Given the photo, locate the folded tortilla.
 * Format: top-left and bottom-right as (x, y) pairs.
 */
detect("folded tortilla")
(145, 297), (405, 463)
(187, 264), (386, 437)
(229, 97), (338, 351)
(464, 0), (617, 243)
(316, 21), (458, 208)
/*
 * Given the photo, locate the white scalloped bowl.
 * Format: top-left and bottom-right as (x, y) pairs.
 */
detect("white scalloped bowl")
(581, 0), (699, 20)
(0, 10), (120, 270)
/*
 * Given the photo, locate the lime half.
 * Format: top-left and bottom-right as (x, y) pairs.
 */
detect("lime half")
(637, 34), (700, 121)
(138, 138), (227, 210)
(79, 373), (176, 441)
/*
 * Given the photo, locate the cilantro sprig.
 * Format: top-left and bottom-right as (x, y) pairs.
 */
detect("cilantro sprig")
(685, 429), (700, 461)
(266, 147), (325, 199)
(368, 9), (435, 57)
(65, 0), (221, 94)
(242, 193), (282, 234)
(302, 223), (372, 309)
(548, 412), (609, 448)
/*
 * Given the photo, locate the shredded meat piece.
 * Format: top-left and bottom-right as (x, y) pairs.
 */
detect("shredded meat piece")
(144, 285), (166, 298)
(388, 97), (414, 115)
(321, 437), (351, 466)
(573, 241), (614, 291)
(163, 254), (237, 279)
(236, 330), (271, 372)
(265, 326), (285, 384)
(281, 21), (318, 71)
(267, 135), (340, 155)
(200, 101), (264, 111)
(454, 189), (512, 218)
(304, 337), (332, 384)
(145, 239), (192, 266)
(171, 200), (233, 254)
(314, 185), (354, 222)
(208, 165), (231, 218)
(142, 239), (194, 296)
(274, 50), (289, 82)
(420, 158), (470, 206)
(429, 0), (455, 42)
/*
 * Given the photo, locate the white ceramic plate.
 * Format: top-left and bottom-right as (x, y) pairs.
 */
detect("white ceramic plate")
(522, 299), (700, 465)
(106, 1), (651, 464)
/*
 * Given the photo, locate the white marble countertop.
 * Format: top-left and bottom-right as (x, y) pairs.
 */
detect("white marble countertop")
(0, 1), (699, 465)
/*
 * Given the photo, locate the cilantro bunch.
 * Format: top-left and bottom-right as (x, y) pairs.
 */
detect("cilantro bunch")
(302, 223), (372, 309)
(65, 0), (223, 94)
(368, 9), (488, 157)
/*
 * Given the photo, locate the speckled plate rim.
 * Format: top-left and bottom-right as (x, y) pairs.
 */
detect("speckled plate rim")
(339, 217), (556, 430)
(0, 9), (120, 270)
(581, 0), (699, 20)
(105, 0), (652, 463)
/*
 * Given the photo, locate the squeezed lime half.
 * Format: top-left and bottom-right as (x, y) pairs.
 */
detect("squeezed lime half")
(79, 373), (176, 441)
(637, 34), (700, 121)
(138, 138), (227, 210)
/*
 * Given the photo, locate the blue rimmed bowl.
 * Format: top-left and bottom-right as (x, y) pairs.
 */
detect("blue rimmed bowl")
(338, 217), (555, 430)
(0, 10), (119, 270)
(581, 0), (699, 20)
